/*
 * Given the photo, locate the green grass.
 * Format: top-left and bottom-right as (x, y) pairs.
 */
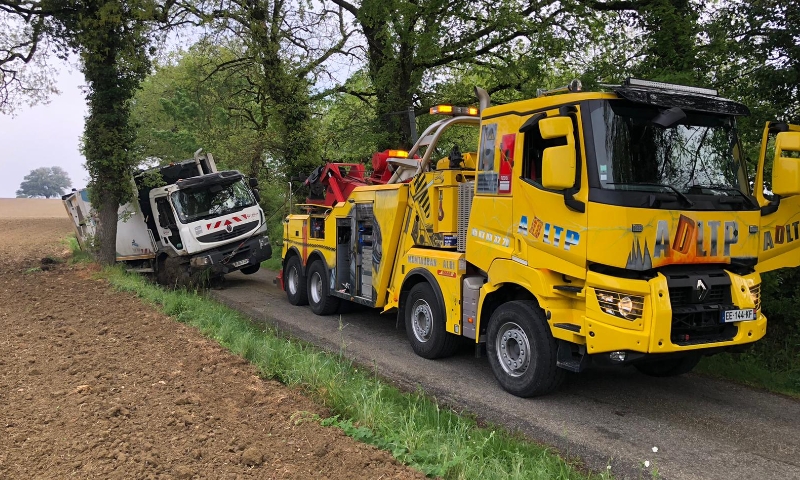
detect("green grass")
(63, 236), (93, 263)
(96, 265), (605, 479)
(696, 353), (800, 398)
(261, 256), (282, 271)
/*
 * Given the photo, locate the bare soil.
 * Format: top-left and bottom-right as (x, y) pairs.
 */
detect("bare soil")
(0, 206), (425, 479)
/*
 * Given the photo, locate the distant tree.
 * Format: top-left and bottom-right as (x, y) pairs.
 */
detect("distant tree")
(16, 166), (72, 198)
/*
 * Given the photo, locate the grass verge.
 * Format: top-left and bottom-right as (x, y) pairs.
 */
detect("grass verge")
(260, 256), (282, 271)
(63, 236), (93, 263)
(696, 353), (800, 398)
(99, 266), (606, 480)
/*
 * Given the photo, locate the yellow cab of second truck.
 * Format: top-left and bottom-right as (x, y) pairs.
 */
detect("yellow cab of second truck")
(465, 93), (763, 356)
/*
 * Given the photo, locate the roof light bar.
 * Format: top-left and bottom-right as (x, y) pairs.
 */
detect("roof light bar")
(387, 150), (409, 158)
(624, 78), (718, 96)
(430, 105), (479, 116)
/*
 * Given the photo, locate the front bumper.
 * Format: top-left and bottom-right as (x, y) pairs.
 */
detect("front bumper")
(572, 269), (765, 356)
(188, 235), (272, 274)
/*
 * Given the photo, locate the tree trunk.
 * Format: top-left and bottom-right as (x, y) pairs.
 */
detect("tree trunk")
(95, 191), (119, 265)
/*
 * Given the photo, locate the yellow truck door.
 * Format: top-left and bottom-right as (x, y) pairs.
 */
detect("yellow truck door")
(754, 122), (800, 273)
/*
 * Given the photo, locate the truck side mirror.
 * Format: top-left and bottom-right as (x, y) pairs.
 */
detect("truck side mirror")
(249, 177), (259, 188)
(540, 117), (576, 190)
(771, 131), (800, 197)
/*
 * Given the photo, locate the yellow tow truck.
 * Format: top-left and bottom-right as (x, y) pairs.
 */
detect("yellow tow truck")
(278, 78), (800, 397)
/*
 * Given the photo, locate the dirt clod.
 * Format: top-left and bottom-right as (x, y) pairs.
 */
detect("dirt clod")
(241, 447), (264, 466)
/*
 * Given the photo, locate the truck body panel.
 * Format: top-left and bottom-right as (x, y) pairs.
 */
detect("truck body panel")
(115, 200), (157, 261)
(755, 123), (800, 273)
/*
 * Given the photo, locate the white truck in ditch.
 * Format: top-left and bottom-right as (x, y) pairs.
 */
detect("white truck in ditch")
(63, 150), (272, 283)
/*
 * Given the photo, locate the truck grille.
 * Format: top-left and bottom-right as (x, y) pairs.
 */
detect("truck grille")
(665, 271), (736, 346)
(668, 285), (728, 307)
(197, 220), (259, 243)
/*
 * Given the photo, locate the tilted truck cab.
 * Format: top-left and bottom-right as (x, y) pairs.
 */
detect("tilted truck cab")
(64, 150), (272, 284)
(280, 79), (800, 397)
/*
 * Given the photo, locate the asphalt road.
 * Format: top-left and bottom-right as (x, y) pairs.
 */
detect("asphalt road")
(210, 269), (800, 480)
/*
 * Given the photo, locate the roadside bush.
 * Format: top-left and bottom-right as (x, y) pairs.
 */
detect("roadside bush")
(756, 268), (800, 368)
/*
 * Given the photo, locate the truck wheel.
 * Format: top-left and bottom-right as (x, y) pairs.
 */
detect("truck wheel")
(284, 256), (308, 306)
(307, 260), (340, 315)
(240, 264), (260, 275)
(486, 300), (564, 397)
(634, 355), (701, 377)
(404, 282), (458, 359)
(155, 256), (169, 286)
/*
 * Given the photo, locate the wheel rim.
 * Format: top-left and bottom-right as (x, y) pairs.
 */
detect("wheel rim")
(495, 321), (531, 377)
(410, 298), (433, 343)
(287, 266), (298, 295)
(310, 271), (323, 304)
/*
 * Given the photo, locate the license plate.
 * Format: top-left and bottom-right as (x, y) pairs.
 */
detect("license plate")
(721, 309), (755, 323)
(233, 259), (249, 268)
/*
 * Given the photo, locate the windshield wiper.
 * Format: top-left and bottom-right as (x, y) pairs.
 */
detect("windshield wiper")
(687, 184), (758, 208)
(606, 182), (695, 207)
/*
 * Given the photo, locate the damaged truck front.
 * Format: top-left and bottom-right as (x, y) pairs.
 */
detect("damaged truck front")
(63, 150), (271, 284)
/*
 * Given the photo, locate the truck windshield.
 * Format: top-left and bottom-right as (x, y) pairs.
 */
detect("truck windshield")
(170, 180), (255, 224)
(587, 100), (748, 201)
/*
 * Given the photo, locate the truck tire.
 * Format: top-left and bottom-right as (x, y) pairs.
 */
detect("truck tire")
(240, 264), (260, 275)
(307, 260), (340, 315)
(634, 355), (701, 377)
(486, 300), (564, 397)
(156, 256), (169, 286)
(156, 256), (206, 288)
(404, 282), (458, 359)
(284, 256), (308, 306)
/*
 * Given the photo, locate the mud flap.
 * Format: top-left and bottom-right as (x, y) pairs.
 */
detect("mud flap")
(556, 340), (590, 372)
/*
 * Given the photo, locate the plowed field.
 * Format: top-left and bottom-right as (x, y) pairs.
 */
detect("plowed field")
(0, 199), (423, 479)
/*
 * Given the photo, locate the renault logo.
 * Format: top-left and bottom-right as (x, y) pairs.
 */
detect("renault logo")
(696, 279), (709, 302)
(226, 224), (234, 233)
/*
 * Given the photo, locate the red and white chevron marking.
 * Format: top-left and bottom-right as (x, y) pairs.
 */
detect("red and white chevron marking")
(205, 213), (251, 231)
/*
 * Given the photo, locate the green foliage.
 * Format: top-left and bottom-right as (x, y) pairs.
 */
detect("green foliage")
(15, 166), (71, 198)
(55, 0), (155, 204)
(336, 0), (582, 148)
(102, 267), (603, 479)
(316, 70), (383, 163)
(131, 43), (266, 169)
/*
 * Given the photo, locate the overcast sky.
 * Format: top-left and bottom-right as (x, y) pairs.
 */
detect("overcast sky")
(0, 68), (89, 198)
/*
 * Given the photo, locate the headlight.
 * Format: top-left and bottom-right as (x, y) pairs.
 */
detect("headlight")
(190, 255), (213, 267)
(595, 289), (644, 320)
(618, 297), (634, 318)
(748, 283), (761, 310)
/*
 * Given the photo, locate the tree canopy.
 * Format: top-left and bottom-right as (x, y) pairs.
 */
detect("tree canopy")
(16, 166), (72, 198)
